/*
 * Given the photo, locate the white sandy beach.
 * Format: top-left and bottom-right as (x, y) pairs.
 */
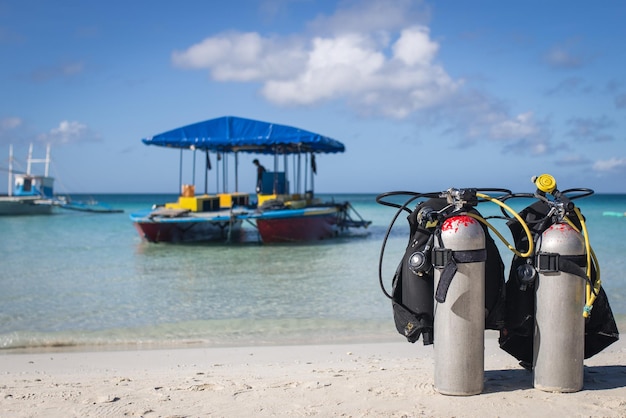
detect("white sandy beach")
(1, 331), (624, 417)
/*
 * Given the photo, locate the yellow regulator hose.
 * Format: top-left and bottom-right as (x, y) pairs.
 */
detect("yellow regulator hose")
(564, 208), (601, 318)
(471, 192), (534, 258)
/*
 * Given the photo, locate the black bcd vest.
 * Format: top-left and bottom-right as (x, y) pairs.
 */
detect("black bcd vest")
(391, 198), (506, 345)
(499, 200), (620, 365)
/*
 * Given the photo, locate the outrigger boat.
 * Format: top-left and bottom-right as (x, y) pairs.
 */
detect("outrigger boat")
(0, 144), (122, 215)
(130, 116), (371, 244)
(0, 145), (55, 215)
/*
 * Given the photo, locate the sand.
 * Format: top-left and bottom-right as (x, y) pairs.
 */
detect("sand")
(1, 331), (625, 417)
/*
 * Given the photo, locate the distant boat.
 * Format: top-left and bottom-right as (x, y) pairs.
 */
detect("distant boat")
(130, 116), (371, 244)
(0, 144), (56, 215)
(0, 144), (122, 216)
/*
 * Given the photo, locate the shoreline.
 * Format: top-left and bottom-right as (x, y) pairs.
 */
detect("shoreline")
(0, 334), (401, 356)
(1, 332), (624, 417)
(3, 316), (624, 355)
(0, 325), (402, 355)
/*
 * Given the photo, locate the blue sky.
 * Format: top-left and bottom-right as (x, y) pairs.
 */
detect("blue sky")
(1, 0), (625, 195)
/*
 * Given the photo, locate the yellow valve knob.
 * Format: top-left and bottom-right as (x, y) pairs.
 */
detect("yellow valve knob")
(534, 174), (557, 194)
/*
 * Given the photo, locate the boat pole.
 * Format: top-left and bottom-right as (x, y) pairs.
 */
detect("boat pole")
(27, 143), (33, 174)
(296, 153), (301, 195)
(310, 154), (315, 193)
(273, 154), (278, 194)
(283, 154), (288, 194)
(8, 145), (13, 196)
(191, 146), (196, 188)
(179, 149), (183, 195)
(304, 153), (309, 193)
(223, 154), (228, 193)
(215, 153), (220, 193)
(204, 150), (209, 195)
(45, 144), (50, 176)
(235, 152), (239, 193)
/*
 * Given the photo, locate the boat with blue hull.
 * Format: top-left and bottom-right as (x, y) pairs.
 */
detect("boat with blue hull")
(130, 116), (371, 244)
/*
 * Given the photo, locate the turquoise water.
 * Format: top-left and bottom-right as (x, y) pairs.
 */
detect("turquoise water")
(0, 192), (624, 351)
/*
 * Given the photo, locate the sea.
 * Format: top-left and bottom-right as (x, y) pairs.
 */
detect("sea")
(1, 192), (625, 352)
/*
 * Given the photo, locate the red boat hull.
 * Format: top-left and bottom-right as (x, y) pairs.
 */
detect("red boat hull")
(133, 220), (242, 243)
(255, 211), (338, 243)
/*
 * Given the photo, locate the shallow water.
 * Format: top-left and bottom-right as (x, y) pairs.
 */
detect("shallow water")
(1, 192), (624, 350)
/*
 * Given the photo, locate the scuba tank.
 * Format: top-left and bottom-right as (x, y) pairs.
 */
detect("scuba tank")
(432, 189), (486, 395)
(533, 174), (585, 392)
(534, 221), (585, 392)
(377, 189), (506, 348)
(499, 174), (619, 384)
(377, 188), (506, 396)
(378, 177), (619, 394)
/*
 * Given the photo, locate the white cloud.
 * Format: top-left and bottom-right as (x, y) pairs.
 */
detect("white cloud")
(171, 4), (459, 118)
(38, 120), (100, 144)
(447, 93), (550, 154)
(593, 157), (626, 172)
(1, 117), (22, 131)
(262, 33), (388, 106)
(393, 26), (438, 66)
(172, 32), (306, 82)
(0, 117), (23, 142)
(489, 112), (539, 141)
(169, 0), (553, 153)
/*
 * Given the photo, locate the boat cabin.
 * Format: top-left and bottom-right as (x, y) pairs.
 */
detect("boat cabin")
(13, 174), (54, 198)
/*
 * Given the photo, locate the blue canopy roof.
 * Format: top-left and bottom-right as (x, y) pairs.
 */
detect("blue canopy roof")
(142, 116), (345, 154)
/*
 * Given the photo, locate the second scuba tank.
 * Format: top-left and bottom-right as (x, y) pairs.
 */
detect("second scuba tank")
(433, 214), (486, 396)
(534, 222), (586, 392)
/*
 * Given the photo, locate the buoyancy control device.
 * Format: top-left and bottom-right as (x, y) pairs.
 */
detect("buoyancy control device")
(498, 175), (619, 369)
(376, 188), (508, 346)
(377, 176), (619, 369)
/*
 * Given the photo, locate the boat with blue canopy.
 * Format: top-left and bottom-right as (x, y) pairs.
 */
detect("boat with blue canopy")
(130, 116), (371, 243)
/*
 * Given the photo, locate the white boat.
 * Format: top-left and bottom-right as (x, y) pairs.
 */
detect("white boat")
(1, 144), (122, 216)
(0, 144), (55, 215)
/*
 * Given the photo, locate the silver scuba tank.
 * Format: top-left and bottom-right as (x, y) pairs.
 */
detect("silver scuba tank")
(433, 214), (486, 396)
(533, 222), (586, 392)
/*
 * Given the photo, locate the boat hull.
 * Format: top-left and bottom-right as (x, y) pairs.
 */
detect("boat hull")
(131, 201), (370, 245)
(0, 197), (54, 216)
(130, 209), (244, 243)
(254, 206), (340, 243)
